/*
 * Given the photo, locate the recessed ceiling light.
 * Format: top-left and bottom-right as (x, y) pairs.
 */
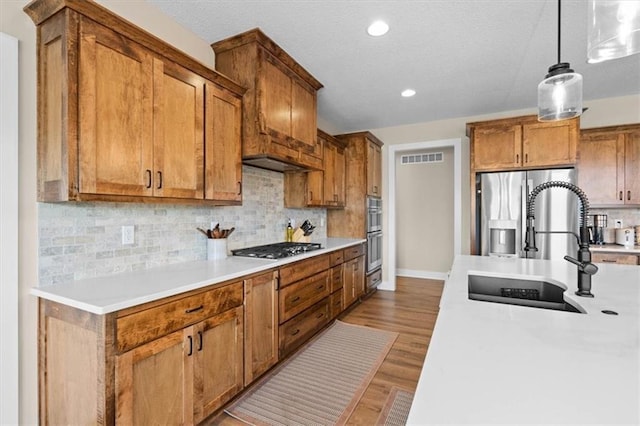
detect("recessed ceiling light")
(367, 20), (389, 37)
(401, 89), (416, 97)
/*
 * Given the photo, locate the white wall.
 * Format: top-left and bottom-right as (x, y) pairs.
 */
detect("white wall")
(0, 31), (19, 426)
(396, 147), (454, 273)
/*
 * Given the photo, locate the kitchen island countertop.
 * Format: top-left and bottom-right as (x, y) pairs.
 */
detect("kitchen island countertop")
(408, 254), (639, 425)
(31, 238), (364, 314)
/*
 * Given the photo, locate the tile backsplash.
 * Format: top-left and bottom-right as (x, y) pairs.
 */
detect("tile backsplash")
(38, 166), (326, 286)
(591, 208), (640, 229)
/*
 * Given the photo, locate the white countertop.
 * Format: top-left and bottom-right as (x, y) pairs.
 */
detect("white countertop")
(407, 255), (640, 425)
(31, 238), (364, 314)
(590, 243), (640, 254)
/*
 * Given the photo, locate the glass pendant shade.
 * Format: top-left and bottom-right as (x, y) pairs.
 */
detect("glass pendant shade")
(538, 63), (583, 121)
(588, 0), (640, 63)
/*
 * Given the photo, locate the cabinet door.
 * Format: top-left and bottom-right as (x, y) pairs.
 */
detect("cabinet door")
(343, 258), (357, 308)
(472, 125), (522, 171)
(307, 171), (325, 206)
(354, 256), (365, 298)
(116, 329), (191, 425)
(522, 120), (577, 167)
(367, 141), (383, 196)
(244, 271), (279, 385)
(624, 132), (640, 204)
(291, 79), (317, 150)
(323, 142), (337, 204)
(334, 145), (346, 206)
(78, 19), (154, 196)
(260, 57), (291, 138)
(578, 132), (624, 205)
(205, 82), (242, 202)
(153, 59), (205, 199)
(193, 306), (244, 423)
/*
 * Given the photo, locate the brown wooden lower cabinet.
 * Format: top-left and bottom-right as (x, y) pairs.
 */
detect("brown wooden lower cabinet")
(38, 280), (244, 425)
(37, 246), (366, 425)
(279, 298), (330, 357)
(116, 306), (244, 424)
(343, 255), (365, 308)
(243, 271), (279, 386)
(592, 252), (639, 265)
(366, 268), (382, 293)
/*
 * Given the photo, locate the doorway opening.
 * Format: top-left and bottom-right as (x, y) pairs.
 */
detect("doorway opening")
(382, 138), (463, 291)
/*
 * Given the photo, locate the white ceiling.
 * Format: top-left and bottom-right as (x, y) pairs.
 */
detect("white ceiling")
(149, 0), (640, 133)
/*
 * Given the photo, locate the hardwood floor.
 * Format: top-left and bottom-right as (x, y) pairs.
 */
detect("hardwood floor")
(208, 276), (444, 425)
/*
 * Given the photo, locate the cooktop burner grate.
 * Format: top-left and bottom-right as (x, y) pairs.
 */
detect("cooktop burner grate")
(231, 242), (322, 259)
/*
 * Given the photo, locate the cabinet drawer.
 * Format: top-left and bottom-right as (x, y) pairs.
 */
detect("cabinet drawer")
(116, 281), (243, 352)
(279, 271), (330, 323)
(279, 254), (330, 288)
(329, 250), (344, 267)
(366, 269), (382, 292)
(330, 265), (343, 293)
(592, 252), (639, 265)
(279, 298), (329, 357)
(344, 243), (365, 261)
(329, 290), (343, 320)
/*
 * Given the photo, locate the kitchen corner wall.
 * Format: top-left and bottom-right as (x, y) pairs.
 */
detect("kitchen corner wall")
(38, 166), (326, 286)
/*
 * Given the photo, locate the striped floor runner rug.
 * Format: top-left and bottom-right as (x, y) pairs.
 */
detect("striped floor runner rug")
(225, 320), (398, 425)
(375, 387), (415, 426)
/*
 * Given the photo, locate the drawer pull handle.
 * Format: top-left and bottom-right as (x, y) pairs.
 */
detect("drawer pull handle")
(601, 259), (617, 263)
(316, 312), (324, 319)
(291, 329), (300, 336)
(316, 284), (324, 290)
(187, 335), (193, 356)
(185, 305), (204, 314)
(197, 331), (203, 351)
(292, 296), (301, 303)
(619, 191), (623, 201)
(157, 171), (162, 189)
(628, 190), (631, 201)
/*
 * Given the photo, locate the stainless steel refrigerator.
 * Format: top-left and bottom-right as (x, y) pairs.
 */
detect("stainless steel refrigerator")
(475, 168), (578, 260)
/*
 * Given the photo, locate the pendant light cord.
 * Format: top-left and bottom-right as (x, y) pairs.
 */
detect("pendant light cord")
(557, 0), (562, 64)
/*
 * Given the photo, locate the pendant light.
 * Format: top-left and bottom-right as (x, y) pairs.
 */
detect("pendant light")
(587, 0), (640, 63)
(538, 0), (583, 122)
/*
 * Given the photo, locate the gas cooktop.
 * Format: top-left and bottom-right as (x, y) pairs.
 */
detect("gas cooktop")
(231, 242), (322, 259)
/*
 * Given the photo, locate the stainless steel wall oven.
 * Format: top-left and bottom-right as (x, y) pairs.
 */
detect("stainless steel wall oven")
(366, 196), (382, 272)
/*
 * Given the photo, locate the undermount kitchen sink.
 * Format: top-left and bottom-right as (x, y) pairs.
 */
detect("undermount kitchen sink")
(468, 274), (585, 314)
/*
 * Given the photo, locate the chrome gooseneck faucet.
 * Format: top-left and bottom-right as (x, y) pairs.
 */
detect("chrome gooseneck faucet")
(523, 181), (597, 297)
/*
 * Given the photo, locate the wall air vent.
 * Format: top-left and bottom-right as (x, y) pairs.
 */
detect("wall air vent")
(401, 152), (444, 165)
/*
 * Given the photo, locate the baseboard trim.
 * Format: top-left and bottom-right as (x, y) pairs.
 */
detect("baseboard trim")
(396, 269), (448, 281)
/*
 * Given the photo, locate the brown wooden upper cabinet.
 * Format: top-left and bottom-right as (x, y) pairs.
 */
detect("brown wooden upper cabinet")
(578, 124), (640, 206)
(367, 140), (383, 196)
(212, 28), (324, 171)
(284, 130), (346, 208)
(25, 0), (245, 204)
(327, 132), (384, 239)
(467, 115), (579, 171)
